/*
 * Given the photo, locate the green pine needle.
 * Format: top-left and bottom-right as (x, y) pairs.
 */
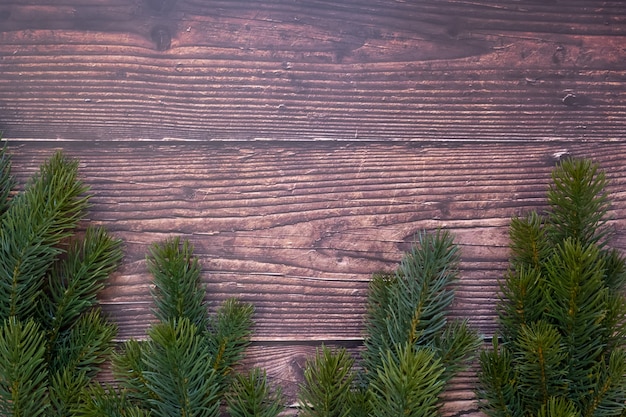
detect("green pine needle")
(547, 158), (611, 248)
(147, 237), (209, 330)
(478, 158), (626, 417)
(0, 142), (15, 217)
(0, 151), (90, 321)
(299, 345), (355, 417)
(75, 383), (150, 417)
(363, 230), (462, 374)
(41, 226), (122, 355)
(369, 344), (445, 417)
(226, 368), (285, 417)
(0, 317), (49, 417)
(142, 318), (221, 417)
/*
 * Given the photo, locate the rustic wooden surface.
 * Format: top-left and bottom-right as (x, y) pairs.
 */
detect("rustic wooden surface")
(1, 0), (626, 142)
(2, 1), (626, 415)
(9, 141), (626, 415)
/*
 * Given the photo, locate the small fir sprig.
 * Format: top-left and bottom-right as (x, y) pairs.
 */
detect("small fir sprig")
(226, 367), (285, 417)
(477, 158), (626, 417)
(299, 345), (355, 417)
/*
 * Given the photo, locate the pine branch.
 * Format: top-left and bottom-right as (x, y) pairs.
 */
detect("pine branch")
(478, 158), (626, 417)
(514, 321), (568, 410)
(477, 338), (522, 417)
(147, 237), (209, 330)
(432, 320), (482, 384)
(508, 212), (550, 271)
(544, 240), (609, 406)
(363, 230), (461, 374)
(298, 345), (355, 417)
(536, 397), (578, 417)
(497, 266), (545, 344)
(0, 141), (15, 217)
(48, 368), (90, 417)
(41, 226), (122, 358)
(49, 309), (117, 378)
(0, 151), (89, 321)
(112, 339), (154, 406)
(226, 368), (285, 417)
(547, 158), (611, 248)
(0, 317), (49, 417)
(207, 298), (254, 387)
(75, 383), (150, 417)
(142, 318), (221, 417)
(369, 344), (445, 417)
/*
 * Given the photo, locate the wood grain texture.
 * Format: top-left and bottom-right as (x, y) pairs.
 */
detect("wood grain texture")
(3, 1), (626, 414)
(1, 0), (626, 141)
(8, 140), (626, 415)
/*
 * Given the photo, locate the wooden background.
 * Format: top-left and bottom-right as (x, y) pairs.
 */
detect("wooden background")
(2, 1), (626, 415)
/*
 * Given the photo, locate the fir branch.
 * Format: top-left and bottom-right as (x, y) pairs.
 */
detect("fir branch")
(226, 367), (285, 417)
(0, 317), (49, 417)
(478, 158), (626, 417)
(147, 237), (209, 330)
(508, 212), (550, 271)
(207, 298), (254, 385)
(369, 344), (445, 417)
(547, 158), (611, 248)
(112, 339), (154, 406)
(536, 397), (578, 417)
(75, 383), (150, 417)
(142, 318), (221, 417)
(513, 321), (568, 410)
(0, 141), (15, 217)
(48, 368), (90, 417)
(477, 338), (522, 417)
(544, 240), (609, 406)
(0, 151), (89, 321)
(497, 266), (546, 344)
(49, 308), (117, 378)
(363, 230), (460, 374)
(41, 226), (122, 356)
(298, 345), (355, 417)
(432, 319), (482, 384)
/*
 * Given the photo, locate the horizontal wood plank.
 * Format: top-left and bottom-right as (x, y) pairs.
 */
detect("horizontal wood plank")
(9, 140), (626, 342)
(1, 0), (626, 141)
(10, 139), (625, 415)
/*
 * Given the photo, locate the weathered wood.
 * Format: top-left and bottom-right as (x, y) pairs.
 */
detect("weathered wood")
(3, 0), (626, 414)
(1, 0), (626, 141)
(9, 140), (626, 415)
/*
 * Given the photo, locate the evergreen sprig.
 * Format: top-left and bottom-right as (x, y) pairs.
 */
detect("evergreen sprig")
(369, 344), (445, 417)
(0, 317), (48, 417)
(0, 151), (90, 321)
(109, 237), (255, 416)
(300, 230), (481, 417)
(299, 345), (355, 417)
(226, 367), (285, 417)
(142, 318), (221, 417)
(0, 147), (122, 416)
(478, 158), (626, 417)
(147, 237), (209, 330)
(0, 143), (15, 217)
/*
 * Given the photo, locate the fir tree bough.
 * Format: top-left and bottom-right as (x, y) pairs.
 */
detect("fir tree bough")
(299, 230), (481, 417)
(478, 158), (626, 417)
(0, 144), (123, 416)
(80, 237), (278, 417)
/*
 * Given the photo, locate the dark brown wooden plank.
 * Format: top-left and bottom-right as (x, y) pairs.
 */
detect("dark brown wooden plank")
(8, 139), (626, 415)
(2, 0), (626, 141)
(8, 140), (626, 342)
